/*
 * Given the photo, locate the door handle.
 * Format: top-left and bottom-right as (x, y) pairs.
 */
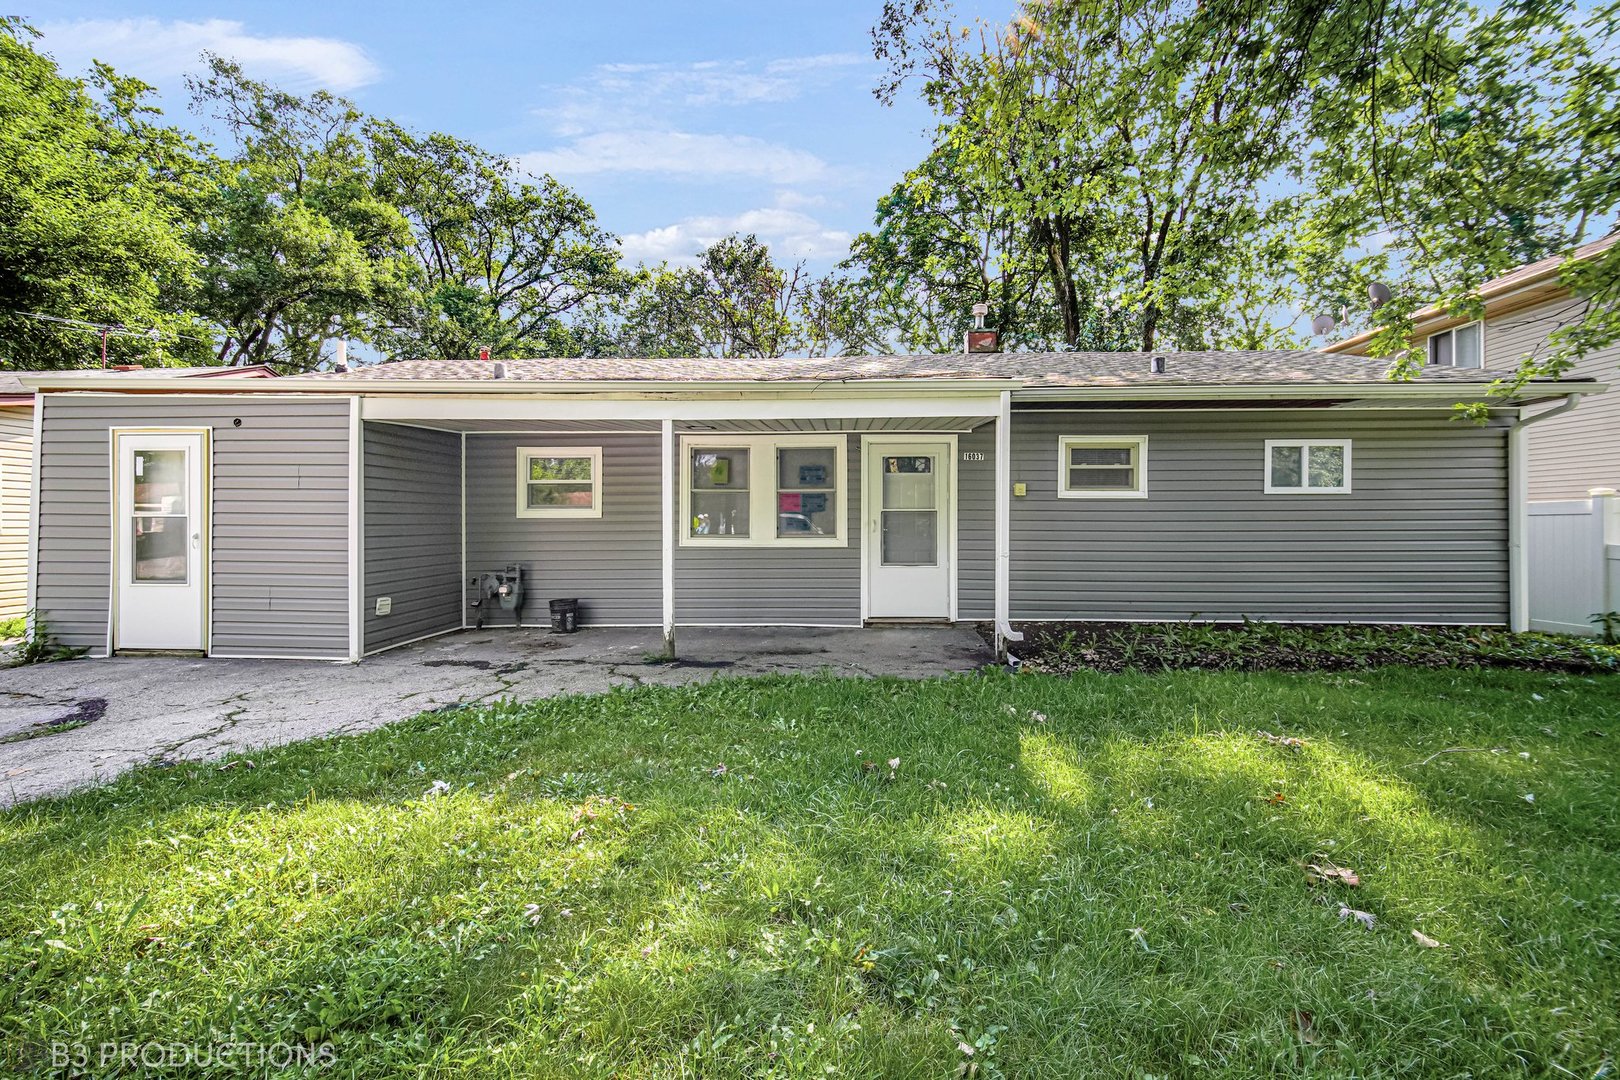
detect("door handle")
(191, 532), (200, 548)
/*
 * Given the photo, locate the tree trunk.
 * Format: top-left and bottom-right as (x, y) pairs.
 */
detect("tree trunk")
(1036, 216), (1083, 347)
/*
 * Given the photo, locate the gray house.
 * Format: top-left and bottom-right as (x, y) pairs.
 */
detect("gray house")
(19, 349), (1595, 661)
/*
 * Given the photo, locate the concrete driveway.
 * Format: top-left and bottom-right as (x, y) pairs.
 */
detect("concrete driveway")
(0, 625), (993, 807)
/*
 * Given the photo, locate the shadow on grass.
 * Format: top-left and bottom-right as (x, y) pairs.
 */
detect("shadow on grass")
(0, 668), (1615, 1077)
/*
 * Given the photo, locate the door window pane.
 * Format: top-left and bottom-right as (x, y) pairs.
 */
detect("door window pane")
(882, 456), (935, 509)
(134, 450), (186, 514)
(881, 511), (937, 565)
(133, 514), (188, 582)
(1269, 444), (1303, 488)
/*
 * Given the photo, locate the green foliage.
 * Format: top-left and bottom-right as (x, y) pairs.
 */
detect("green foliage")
(582, 234), (881, 358)
(0, 672), (1616, 1076)
(867, 0), (1314, 351)
(367, 122), (631, 361)
(6, 611), (88, 667)
(0, 19), (213, 368)
(186, 58), (412, 371)
(1015, 620), (1620, 675)
(0, 615), (24, 640)
(1285, 0), (1620, 380)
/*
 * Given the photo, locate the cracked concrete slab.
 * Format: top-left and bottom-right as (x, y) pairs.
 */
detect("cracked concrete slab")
(0, 625), (993, 807)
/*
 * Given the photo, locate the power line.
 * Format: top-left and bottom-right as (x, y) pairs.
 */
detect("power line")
(5, 309), (214, 366)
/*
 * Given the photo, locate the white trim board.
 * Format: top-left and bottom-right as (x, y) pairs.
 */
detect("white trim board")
(347, 397), (363, 662)
(678, 433), (849, 549)
(108, 426), (213, 657)
(364, 394), (1008, 424)
(859, 434), (959, 622)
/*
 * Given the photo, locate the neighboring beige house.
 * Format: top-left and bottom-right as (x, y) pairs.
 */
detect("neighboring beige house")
(0, 366), (277, 622)
(1325, 234), (1618, 501)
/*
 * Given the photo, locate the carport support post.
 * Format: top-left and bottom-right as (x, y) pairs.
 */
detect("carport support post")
(993, 390), (1024, 660)
(661, 418), (676, 660)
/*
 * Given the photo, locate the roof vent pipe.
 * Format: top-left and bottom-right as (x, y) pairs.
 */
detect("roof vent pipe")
(493, 361), (507, 380)
(1149, 355), (1168, 374)
(965, 302), (1000, 353)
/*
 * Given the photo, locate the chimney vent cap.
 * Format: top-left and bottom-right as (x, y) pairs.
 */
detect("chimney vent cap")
(1149, 354), (1168, 374)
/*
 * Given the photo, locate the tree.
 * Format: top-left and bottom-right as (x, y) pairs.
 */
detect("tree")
(187, 57), (411, 370)
(0, 19), (211, 369)
(844, 143), (1088, 352)
(870, 0), (1309, 352)
(583, 235), (814, 358)
(1286, 0), (1620, 386)
(366, 122), (631, 360)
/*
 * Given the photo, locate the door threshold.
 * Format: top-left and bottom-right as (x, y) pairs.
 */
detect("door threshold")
(114, 649), (206, 658)
(863, 618), (954, 626)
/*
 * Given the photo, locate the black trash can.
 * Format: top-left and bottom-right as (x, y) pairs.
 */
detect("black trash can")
(549, 598), (581, 633)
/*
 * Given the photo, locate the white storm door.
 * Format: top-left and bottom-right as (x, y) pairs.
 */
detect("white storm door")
(866, 440), (951, 618)
(114, 432), (207, 651)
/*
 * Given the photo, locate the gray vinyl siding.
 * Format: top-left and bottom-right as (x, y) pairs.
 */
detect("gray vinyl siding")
(674, 434), (862, 625)
(957, 423), (995, 619)
(34, 395), (351, 657)
(1475, 296), (1620, 500)
(1006, 411), (1508, 624)
(364, 423), (462, 652)
(463, 433), (660, 625)
(0, 405), (32, 620)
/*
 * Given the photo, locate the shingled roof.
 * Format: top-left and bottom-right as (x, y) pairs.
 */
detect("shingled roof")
(316, 350), (1500, 388)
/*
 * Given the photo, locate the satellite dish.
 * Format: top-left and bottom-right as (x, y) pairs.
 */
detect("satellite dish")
(1311, 314), (1336, 336)
(1368, 281), (1392, 309)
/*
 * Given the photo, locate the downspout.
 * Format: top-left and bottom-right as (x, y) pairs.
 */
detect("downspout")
(660, 419), (676, 660)
(1508, 394), (1583, 632)
(994, 390), (1024, 658)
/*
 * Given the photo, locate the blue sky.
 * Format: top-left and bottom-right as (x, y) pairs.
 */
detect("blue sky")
(30, 2), (991, 273)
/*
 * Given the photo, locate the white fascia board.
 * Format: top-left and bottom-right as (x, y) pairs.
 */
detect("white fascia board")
(360, 393), (1007, 423)
(19, 375), (1019, 395)
(1010, 382), (1604, 403)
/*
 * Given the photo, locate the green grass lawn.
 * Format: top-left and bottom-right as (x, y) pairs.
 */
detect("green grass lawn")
(2, 669), (1617, 1078)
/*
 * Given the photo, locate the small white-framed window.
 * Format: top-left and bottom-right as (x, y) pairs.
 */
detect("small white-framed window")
(516, 446), (602, 518)
(1265, 439), (1351, 494)
(1426, 321), (1484, 369)
(681, 434), (846, 547)
(1057, 436), (1148, 498)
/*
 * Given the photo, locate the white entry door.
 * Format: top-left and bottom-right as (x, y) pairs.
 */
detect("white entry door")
(865, 439), (952, 619)
(114, 431), (208, 651)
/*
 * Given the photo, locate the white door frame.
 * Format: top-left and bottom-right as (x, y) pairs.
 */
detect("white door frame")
(860, 434), (958, 621)
(109, 427), (212, 653)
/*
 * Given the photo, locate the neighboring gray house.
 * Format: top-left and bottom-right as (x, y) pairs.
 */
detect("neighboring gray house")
(19, 349), (1596, 661)
(1325, 233), (1618, 501)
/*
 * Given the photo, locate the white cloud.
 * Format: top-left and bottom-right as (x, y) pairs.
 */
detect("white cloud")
(536, 53), (869, 135)
(519, 131), (831, 185)
(36, 18), (380, 93)
(620, 207), (853, 265)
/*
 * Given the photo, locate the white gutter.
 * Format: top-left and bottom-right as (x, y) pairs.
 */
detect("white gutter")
(1508, 394), (1585, 632)
(16, 374), (1021, 395)
(1012, 381), (1603, 403)
(993, 389), (1024, 656)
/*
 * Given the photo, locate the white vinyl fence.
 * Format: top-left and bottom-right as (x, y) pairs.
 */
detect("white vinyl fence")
(1528, 490), (1620, 636)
